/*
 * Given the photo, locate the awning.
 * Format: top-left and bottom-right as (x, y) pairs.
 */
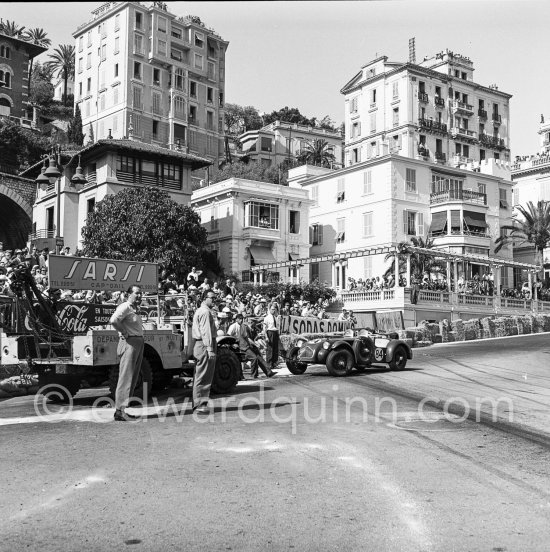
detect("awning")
(250, 245), (276, 265)
(463, 211), (487, 228)
(289, 253), (300, 261)
(430, 211), (447, 232)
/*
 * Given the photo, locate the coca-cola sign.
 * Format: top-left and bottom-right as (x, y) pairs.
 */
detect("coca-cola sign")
(55, 302), (116, 334)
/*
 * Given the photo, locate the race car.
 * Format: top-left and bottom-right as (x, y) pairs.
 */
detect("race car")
(285, 328), (412, 376)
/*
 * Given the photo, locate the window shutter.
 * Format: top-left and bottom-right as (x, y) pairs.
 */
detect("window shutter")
(357, 122), (361, 136)
(418, 213), (424, 236)
(309, 226), (314, 244)
(403, 210), (408, 234)
(318, 224), (323, 245)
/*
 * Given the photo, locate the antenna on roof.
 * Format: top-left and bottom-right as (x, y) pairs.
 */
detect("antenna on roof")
(409, 37), (416, 64)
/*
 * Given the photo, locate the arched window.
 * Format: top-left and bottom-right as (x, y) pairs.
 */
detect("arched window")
(0, 70), (4, 82)
(4, 72), (10, 88)
(0, 46), (4, 57)
(0, 45), (9, 59)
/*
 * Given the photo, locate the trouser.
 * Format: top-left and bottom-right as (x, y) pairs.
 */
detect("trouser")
(115, 336), (144, 410)
(244, 347), (271, 377)
(265, 330), (280, 369)
(193, 340), (216, 408)
(410, 284), (419, 305)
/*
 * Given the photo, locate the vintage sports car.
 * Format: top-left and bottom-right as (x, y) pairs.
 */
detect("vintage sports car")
(285, 328), (412, 376)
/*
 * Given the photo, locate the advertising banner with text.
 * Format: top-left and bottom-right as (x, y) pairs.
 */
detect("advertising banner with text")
(48, 256), (158, 292)
(278, 315), (352, 335)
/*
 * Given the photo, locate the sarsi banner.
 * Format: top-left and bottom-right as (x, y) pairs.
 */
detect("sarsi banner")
(48, 256), (158, 292)
(278, 315), (352, 335)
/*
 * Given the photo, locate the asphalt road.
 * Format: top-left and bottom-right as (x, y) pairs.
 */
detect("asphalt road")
(1, 334), (550, 552)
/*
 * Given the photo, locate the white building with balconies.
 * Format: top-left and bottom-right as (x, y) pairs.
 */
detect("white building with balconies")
(191, 178), (312, 283)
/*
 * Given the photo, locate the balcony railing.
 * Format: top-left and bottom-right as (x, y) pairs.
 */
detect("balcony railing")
(450, 127), (477, 140)
(430, 189), (487, 205)
(434, 151), (446, 162)
(29, 229), (55, 240)
(479, 134), (505, 149)
(418, 118), (447, 133)
(431, 229), (491, 238)
(434, 96), (445, 107)
(451, 100), (474, 115)
(492, 113), (502, 124)
(478, 109), (487, 119)
(418, 92), (429, 102)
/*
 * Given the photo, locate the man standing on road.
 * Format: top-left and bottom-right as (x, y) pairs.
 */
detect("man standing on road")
(263, 304), (280, 372)
(110, 285), (144, 422)
(191, 291), (217, 414)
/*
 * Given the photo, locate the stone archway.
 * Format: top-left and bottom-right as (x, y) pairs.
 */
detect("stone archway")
(0, 183), (33, 250)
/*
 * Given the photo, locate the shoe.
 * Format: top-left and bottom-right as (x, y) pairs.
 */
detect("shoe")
(267, 371), (277, 378)
(194, 406), (210, 415)
(114, 410), (140, 421)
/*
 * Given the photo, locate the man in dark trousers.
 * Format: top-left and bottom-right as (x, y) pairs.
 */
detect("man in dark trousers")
(263, 303), (280, 372)
(110, 285), (144, 421)
(191, 290), (217, 414)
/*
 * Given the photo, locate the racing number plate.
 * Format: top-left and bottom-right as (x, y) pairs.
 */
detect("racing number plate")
(374, 348), (385, 362)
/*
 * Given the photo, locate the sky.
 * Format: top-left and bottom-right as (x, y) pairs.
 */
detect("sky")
(2, 0), (549, 155)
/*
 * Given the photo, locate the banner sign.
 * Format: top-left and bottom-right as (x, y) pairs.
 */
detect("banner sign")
(278, 315), (352, 335)
(56, 302), (117, 334)
(48, 256), (158, 292)
(375, 311), (404, 332)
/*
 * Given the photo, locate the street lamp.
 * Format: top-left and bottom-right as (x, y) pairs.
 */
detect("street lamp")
(34, 147), (87, 254)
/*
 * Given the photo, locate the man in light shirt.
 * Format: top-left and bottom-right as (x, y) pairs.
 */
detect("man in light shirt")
(263, 304), (280, 372)
(110, 285), (144, 421)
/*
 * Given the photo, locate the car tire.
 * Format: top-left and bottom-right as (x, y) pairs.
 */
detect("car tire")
(353, 337), (374, 367)
(211, 348), (240, 394)
(388, 346), (407, 371)
(326, 349), (354, 377)
(285, 348), (308, 375)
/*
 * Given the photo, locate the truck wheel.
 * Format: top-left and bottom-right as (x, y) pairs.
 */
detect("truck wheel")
(152, 370), (173, 392)
(326, 349), (354, 377)
(38, 373), (81, 402)
(109, 357), (153, 401)
(285, 349), (308, 375)
(211, 348), (240, 394)
(388, 346), (407, 371)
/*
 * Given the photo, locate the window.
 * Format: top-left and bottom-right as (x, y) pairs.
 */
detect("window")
(194, 32), (204, 48)
(310, 263), (320, 281)
(392, 81), (399, 99)
(134, 33), (143, 55)
(477, 183), (487, 195)
(311, 185), (318, 206)
(261, 137), (272, 152)
(174, 96), (185, 118)
(310, 224), (323, 245)
(480, 149), (486, 161)
(132, 86), (142, 110)
(115, 14), (120, 31)
(369, 113), (376, 133)
(189, 80), (197, 98)
(152, 92), (161, 115)
(114, 64), (119, 78)
(133, 61), (142, 79)
(406, 168), (416, 192)
(461, 72), (467, 80)
(46, 207), (55, 232)
(336, 218), (346, 243)
(352, 148), (360, 164)
(194, 53), (203, 70)
(207, 62), (215, 80)
(189, 105), (197, 124)
(371, 88), (377, 106)
(403, 210), (424, 236)
(78, 82), (83, 97)
(463, 145), (470, 158)
(350, 96), (358, 113)
(78, 57), (83, 73)
(79, 36), (83, 52)
(135, 11), (143, 30)
(513, 188), (519, 206)
(171, 48), (182, 62)
(86, 31), (92, 47)
(158, 16), (167, 32)
(363, 171), (372, 194)
(364, 256), (373, 278)
(207, 86), (214, 104)
(362, 212), (373, 237)
(392, 107), (399, 127)
(113, 87), (119, 105)
(171, 27), (182, 40)
(157, 39), (167, 56)
(153, 68), (161, 86)
(86, 52), (91, 69)
(173, 68), (184, 90)
(337, 178), (345, 202)
(87, 198), (96, 214)
(245, 202), (279, 229)
(206, 110), (214, 130)
(499, 189), (508, 209)
(289, 211), (300, 234)
(99, 92), (105, 111)
(87, 77), (91, 92)
(152, 120), (159, 140)
(391, 135), (401, 152)
(114, 37), (119, 54)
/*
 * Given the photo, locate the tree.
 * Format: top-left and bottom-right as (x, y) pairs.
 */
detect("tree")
(46, 44), (75, 107)
(263, 106), (315, 127)
(384, 235), (444, 281)
(29, 62), (55, 107)
(81, 187), (207, 282)
(67, 104), (84, 146)
(212, 160), (287, 186)
(296, 138), (336, 168)
(495, 200), (550, 278)
(0, 119), (50, 170)
(24, 28), (51, 94)
(87, 123), (94, 144)
(0, 19), (25, 37)
(223, 104), (264, 164)
(317, 115), (337, 131)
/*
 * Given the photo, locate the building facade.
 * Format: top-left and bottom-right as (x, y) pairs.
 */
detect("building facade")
(285, 49), (515, 291)
(72, 1), (228, 182)
(191, 178), (311, 283)
(511, 116), (550, 282)
(26, 138), (210, 253)
(239, 120), (343, 168)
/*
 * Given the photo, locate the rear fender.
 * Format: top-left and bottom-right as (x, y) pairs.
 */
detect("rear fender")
(385, 340), (412, 362)
(329, 341), (354, 354)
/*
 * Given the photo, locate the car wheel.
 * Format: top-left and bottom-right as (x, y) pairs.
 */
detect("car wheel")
(211, 348), (240, 394)
(388, 346), (407, 371)
(326, 349), (354, 377)
(285, 348), (308, 375)
(353, 337), (373, 368)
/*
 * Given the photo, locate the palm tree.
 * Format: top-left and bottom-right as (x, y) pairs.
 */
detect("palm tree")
(46, 44), (75, 106)
(296, 138), (336, 168)
(495, 200), (550, 278)
(384, 235), (445, 282)
(0, 19), (26, 37)
(24, 28), (51, 95)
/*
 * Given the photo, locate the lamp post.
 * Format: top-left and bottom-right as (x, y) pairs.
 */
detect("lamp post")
(35, 147), (87, 254)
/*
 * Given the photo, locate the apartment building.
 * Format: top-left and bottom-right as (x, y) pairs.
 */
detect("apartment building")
(239, 120), (344, 168)
(72, 1), (228, 181)
(191, 178), (311, 283)
(288, 49), (515, 289)
(511, 116), (550, 281)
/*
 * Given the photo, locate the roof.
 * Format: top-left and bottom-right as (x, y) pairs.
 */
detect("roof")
(0, 32), (48, 59)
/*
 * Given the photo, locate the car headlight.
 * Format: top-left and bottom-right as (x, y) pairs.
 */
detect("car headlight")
(296, 339), (305, 348)
(322, 341), (330, 350)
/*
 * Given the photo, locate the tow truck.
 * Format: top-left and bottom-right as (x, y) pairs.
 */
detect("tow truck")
(0, 257), (242, 401)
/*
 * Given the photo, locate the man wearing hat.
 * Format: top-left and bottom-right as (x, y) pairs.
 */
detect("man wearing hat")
(254, 297), (267, 317)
